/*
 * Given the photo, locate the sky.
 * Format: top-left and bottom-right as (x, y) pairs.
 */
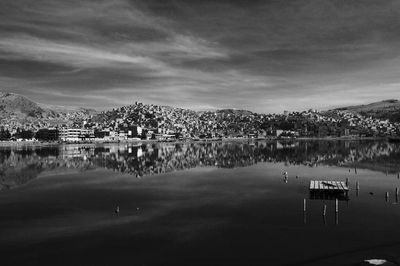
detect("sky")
(1, 0), (400, 113)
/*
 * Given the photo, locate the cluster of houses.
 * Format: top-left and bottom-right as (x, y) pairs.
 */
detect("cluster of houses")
(272, 109), (400, 138)
(34, 125), (179, 142)
(339, 111), (398, 136)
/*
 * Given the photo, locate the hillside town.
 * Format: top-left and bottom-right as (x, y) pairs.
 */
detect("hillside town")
(1, 99), (400, 142)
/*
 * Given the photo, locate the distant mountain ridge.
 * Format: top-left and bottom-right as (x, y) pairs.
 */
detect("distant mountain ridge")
(334, 99), (400, 122)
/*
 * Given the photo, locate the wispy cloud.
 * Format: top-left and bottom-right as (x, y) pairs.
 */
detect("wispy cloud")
(0, 35), (165, 72)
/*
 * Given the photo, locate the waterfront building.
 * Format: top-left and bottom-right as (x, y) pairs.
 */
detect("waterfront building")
(59, 128), (94, 142)
(127, 125), (142, 138)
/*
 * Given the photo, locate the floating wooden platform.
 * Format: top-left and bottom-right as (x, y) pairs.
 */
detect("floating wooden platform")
(309, 180), (349, 200)
(310, 180), (349, 191)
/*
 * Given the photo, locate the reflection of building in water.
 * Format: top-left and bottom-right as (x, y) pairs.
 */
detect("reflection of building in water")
(59, 145), (95, 159)
(276, 141), (299, 149)
(2, 141), (400, 191)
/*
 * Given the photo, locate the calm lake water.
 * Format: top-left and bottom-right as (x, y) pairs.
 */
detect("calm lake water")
(1, 140), (400, 265)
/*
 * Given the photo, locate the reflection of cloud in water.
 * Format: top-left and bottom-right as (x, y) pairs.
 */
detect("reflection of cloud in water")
(1, 140), (400, 190)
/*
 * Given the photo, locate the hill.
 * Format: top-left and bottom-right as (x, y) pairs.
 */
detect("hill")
(91, 103), (265, 137)
(334, 99), (400, 122)
(0, 92), (44, 117)
(0, 92), (96, 129)
(37, 103), (97, 115)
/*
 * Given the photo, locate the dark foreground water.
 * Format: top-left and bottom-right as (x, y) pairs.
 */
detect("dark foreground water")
(1, 140), (400, 265)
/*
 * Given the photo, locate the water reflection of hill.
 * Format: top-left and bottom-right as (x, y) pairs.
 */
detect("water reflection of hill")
(1, 140), (400, 190)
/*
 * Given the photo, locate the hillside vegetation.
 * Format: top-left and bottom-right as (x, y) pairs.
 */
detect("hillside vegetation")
(335, 99), (400, 122)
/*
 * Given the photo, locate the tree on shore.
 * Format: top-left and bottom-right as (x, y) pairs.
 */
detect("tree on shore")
(0, 129), (11, 140)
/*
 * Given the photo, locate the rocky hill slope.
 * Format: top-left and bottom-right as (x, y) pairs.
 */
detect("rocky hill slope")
(335, 99), (400, 122)
(0, 92), (96, 129)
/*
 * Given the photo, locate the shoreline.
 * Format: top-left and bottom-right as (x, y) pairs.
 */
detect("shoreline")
(0, 136), (390, 147)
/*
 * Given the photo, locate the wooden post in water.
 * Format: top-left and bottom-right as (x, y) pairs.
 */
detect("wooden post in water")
(303, 198), (307, 224)
(335, 199), (339, 225)
(356, 181), (359, 196)
(303, 198), (307, 212)
(386, 192), (389, 202)
(345, 178), (349, 187)
(335, 198), (338, 213)
(396, 188), (399, 203)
